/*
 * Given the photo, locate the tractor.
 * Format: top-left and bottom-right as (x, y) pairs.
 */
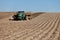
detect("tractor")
(12, 11), (26, 20)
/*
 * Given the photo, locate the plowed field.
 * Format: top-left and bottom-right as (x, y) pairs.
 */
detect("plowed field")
(0, 13), (60, 40)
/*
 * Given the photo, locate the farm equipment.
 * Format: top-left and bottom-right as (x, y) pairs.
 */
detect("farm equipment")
(12, 11), (26, 20)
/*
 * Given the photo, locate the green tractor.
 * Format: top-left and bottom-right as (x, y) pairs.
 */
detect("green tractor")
(13, 11), (26, 20)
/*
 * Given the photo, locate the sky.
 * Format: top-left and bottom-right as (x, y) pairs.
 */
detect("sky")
(0, 0), (60, 12)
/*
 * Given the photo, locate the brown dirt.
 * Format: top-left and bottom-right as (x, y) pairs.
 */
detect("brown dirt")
(0, 12), (60, 40)
(0, 12), (16, 19)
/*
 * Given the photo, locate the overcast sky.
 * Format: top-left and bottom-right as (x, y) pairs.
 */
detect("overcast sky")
(0, 0), (60, 12)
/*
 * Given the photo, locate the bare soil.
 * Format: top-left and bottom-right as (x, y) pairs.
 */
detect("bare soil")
(0, 12), (60, 40)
